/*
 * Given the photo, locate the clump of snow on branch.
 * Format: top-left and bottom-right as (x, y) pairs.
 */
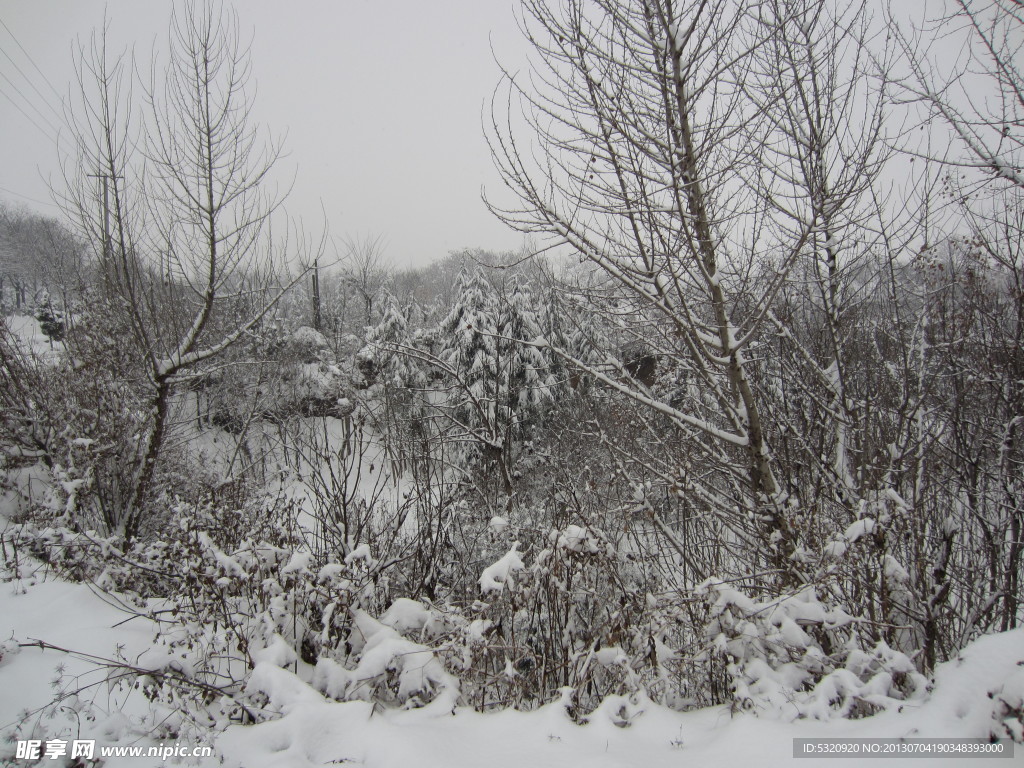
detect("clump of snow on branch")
(479, 543), (526, 594)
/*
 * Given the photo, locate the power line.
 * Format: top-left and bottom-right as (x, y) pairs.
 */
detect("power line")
(0, 84), (58, 145)
(0, 69), (62, 139)
(0, 17), (64, 104)
(0, 184), (58, 209)
(0, 43), (66, 127)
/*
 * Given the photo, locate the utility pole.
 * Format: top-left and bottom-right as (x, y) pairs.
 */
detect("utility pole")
(87, 170), (122, 290)
(311, 257), (322, 332)
(87, 171), (111, 261)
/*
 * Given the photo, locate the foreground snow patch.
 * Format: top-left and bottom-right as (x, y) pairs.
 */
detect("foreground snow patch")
(220, 628), (1024, 768)
(1, 572), (1021, 768)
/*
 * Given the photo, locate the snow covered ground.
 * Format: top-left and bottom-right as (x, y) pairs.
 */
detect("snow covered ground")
(3, 314), (63, 365)
(1, 567), (1021, 767)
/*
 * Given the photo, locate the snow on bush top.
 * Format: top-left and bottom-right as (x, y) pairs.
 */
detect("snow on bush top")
(311, 609), (458, 710)
(290, 326), (330, 352)
(698, 579), (922, 720)
(555, 524), (601, 554)
(479, 543), (525, 594)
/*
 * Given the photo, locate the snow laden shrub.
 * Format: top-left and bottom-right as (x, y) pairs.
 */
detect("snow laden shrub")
(202, 323), (354, 432)
(699, 579), (929, 720)
(1, 497), (402, 725)
(302, 528), (657, 718)
(803, 490), (958, 676)
(298, 518), (674, 717)
(4, 490), (480, 723)
(1, 305), (270, 541)
(311, 605), (459, 711)
(533, 280), (607, 399)
(425, 522), (679, 717)
(0, 315), (157, 536)
(34, 296), (66, 344)
(355, 297), (437, 475)
(989, 667), (1024, 743)
(116, 505), (408, 724)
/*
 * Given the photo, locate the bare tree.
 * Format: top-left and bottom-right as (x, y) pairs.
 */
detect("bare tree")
(889, 0), (1024, 644)
(341, 233), (390, 331)
(60, 1), (308, 539)
(892, 0), (1023, 189)
(0, 204), (85, 313)
(486, 0), (895, 587)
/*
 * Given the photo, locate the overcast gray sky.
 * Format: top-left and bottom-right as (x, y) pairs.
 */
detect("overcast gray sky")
(0, 1), (530, 268)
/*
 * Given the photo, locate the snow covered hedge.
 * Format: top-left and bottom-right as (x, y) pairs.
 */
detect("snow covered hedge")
(3, 501), (1023, 759)
(699, 579), (930, 720)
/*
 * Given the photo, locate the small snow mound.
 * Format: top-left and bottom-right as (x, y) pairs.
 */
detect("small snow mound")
(842, 517), (876, 542)
(594, 646), (628, 667)
(291, 325), (330, 349)
(281, 551), (312, 574)
(253, 634), (298, 668)
(380, 598), (433, 634)
(344, 609), (458, 706)
(317, 563), (348, 583)
(467, 618), (492, 641)
(824, 518), (877, 559)
(696, 577), (757, 614)
(883, 554), (910, 583)
(479, 543), (525, 594)
(345, 543), (374, 566)
(247, 661), (325, 713)
(503, 657), (518, 679)
(311, 657), (352, 700)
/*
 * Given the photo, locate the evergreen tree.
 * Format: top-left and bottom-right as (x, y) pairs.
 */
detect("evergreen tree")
(435, 269), (553, 494)
(35, 296), (65, 344)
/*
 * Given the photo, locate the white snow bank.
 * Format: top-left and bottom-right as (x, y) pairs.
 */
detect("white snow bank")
(1, 571), (1020, 768)
(216, 621), (1024, 768)
(0, 578), (196, 767)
